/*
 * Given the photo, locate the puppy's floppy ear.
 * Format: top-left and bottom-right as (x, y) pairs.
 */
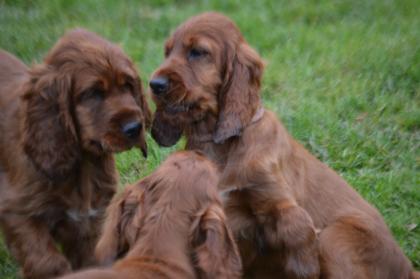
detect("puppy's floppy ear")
(214, 42), (264, 144)
(151, 108), (184, 147)
(191, 204), (242, 279)
(22, 65), (80, 180)
(95, 185), (144, 266)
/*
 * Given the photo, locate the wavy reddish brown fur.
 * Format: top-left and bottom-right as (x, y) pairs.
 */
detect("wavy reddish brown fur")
(150, 12), (417, 279)
(0, 29), (151, 279)
(58, 151), (242, 279)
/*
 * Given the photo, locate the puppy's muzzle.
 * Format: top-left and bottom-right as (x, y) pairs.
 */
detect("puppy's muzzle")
(150, 76), (169, 96)
(122, 121), (142, 140)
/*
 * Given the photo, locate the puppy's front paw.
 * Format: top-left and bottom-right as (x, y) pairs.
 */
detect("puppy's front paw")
(261, 204), (320, 278)
(284, 244), (320, 279)
(262, 204), (317, 249)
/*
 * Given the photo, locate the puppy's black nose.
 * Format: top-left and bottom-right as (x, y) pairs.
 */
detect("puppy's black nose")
(122, 121), (142, 139)
(149, 77), (169, 95)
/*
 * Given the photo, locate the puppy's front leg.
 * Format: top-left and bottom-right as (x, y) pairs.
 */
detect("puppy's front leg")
(58, 219), (100, 270)
(261, 201), (320, 279)
(0, 214), (71, 279)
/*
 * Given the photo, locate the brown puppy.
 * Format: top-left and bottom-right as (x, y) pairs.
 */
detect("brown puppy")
(58, 151), (242, 279)
(149, 12), (417, 279)
(0, 29), (151, 279)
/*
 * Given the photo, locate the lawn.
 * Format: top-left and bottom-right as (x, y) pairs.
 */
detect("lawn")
(0, 0), (419, 277)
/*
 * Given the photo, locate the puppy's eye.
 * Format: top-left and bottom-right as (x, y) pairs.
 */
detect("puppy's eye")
(188, 48), (208, 60)
(80, 88), (104, 102)
(164, 48), (171, 57)
(123, 82), (134, 92)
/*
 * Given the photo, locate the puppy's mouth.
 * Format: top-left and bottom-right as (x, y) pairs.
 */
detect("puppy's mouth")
(87, 133), (147, 158)
(157, 87), (196, 116)
(164, 101), (194, 115)
(87, 138), (123, 155)
(88, 140), (105, 154)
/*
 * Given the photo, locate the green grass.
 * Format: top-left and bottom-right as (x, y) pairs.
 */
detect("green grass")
(0, 0), (419, 277)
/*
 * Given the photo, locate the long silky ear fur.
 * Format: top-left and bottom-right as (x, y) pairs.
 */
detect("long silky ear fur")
(95, 185), (143, 265)
(214, 42), (264, 144)
(191, 204), (242, 279)
(22, 65), (80, 180)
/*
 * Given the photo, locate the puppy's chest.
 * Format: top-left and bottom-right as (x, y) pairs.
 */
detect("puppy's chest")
(48, 176), (115, 227)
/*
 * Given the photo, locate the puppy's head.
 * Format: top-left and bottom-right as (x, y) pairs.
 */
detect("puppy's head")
(22, 29), (151, 180)
(150, 12), (264, 146)
(95, 151), (242, 278)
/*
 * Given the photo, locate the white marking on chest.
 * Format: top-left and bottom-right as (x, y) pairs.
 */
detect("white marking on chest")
(66, 208), (100, 222)
(219, 185), (240, 203)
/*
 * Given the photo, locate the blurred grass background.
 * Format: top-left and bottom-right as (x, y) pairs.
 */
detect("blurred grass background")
(0, 0), (419, 277)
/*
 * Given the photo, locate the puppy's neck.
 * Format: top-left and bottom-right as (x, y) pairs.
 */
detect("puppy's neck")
(185, 114), (231, 166)
(185, 113), (218, 143)
(185, 108), (265, 167)
(186, 107), (264, 143)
